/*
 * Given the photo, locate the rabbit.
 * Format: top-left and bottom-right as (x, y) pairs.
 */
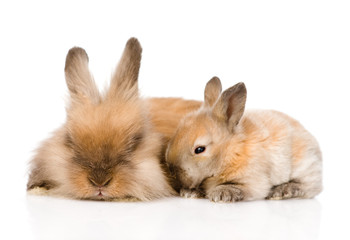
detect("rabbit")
(166, 77), (322, 202)
(27, 38), (177, 201)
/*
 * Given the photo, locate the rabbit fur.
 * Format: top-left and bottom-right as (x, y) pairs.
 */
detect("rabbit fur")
(166, 77), (322, 202)
(27, 38), (194, 201)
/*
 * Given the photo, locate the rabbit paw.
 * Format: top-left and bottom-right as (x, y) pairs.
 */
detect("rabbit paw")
(207, 185), (244, 203)
(180, 188), (204, 198)
(27, 180), (56, 191)
(266, 181), (304, 200)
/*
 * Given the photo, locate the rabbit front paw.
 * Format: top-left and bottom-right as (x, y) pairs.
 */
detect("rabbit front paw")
(266, 181), (304, 200)
(207, 184), (244, 203)
(180, 188), (205, 198)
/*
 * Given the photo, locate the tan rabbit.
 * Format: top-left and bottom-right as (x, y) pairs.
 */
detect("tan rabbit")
(27, 38), (177, 201)
(166, 77), (322, 202)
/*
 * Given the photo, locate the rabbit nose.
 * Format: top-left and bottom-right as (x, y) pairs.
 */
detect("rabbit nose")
(88, 177), (113, 187)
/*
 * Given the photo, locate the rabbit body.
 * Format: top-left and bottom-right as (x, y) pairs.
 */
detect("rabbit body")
(147, 97), (202, 143)
(166, 78), (322, 202)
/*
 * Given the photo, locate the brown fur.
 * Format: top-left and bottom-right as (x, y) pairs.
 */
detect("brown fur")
(27, 38), (176, 201)
(147, 97), (202, 191)
(166, 78), (322, 202)
(147, 97), (202, 143)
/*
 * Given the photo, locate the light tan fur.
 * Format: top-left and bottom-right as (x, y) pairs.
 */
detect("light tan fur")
(166, 77), (322, 202)
(147, 98), (202, 144)
(27, 38), (178, 201)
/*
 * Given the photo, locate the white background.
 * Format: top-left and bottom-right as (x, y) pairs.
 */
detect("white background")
(1, 1), (349, 239)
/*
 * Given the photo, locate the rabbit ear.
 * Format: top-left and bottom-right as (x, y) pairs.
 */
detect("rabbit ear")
(64, 47), (100, 104)
(107, 38), (142, 100)
(212, 82), (247, 132)
(204, 76), (222, 107)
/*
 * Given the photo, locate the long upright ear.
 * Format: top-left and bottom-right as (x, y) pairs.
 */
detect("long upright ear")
(212, 82), (247, 132)
(107, 38), (142, 100)
(65, 47), (100, 104)
(204, 76), (222, 107)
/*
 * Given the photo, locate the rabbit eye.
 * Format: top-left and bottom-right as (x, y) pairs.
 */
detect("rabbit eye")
(194, 146), (206, 154)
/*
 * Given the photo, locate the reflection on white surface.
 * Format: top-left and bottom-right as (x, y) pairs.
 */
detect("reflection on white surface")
(26, 195), (321, 240)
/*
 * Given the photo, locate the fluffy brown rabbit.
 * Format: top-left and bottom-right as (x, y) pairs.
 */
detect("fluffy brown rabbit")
(166, 77), (322, 202)
(27, 38), (176, 201)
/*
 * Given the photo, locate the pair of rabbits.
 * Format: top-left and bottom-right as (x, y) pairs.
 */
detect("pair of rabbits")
(27, 38), (322, 202)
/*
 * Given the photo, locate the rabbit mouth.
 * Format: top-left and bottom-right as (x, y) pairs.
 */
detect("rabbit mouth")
(94, 190), (109, 200)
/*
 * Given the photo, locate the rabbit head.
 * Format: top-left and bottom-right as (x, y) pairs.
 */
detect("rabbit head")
(27, 38), (173, 200)
(165, 77), (247, 190)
